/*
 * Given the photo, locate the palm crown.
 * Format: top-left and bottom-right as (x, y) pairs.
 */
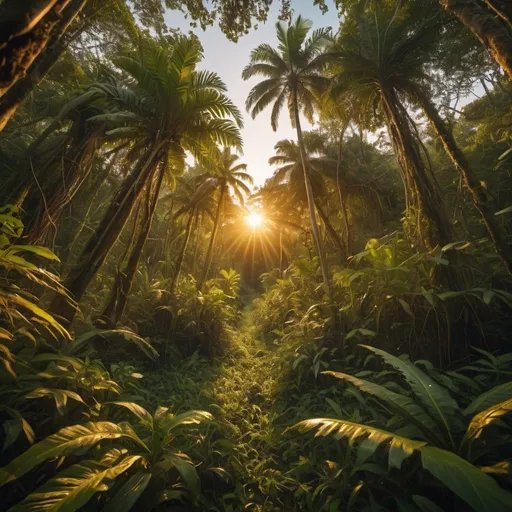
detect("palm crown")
(242, 16), (332, 130)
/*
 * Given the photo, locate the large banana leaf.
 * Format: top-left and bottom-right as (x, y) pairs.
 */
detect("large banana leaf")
(323, 371), (442, 444)
(464, 398), (512, 442)
(464, 382), (512, 415)
(103, 472), (152, 512)
(361, 346), (460, 446)
(9, 451), (142, 512)
(421, 446), (512, 512)
(0, 422), (140, 486)
(292, 418), (426, 469)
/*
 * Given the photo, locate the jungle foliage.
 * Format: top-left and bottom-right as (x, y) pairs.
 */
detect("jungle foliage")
(0, 0), (511, 510)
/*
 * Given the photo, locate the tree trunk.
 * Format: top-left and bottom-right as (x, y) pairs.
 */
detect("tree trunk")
(314, 198), (345, 257)
(440, 0), (512, 80)
(0, 0), (88, 131)
(0, 0), (72, 99)
(199, 185), (224, 289)
(336, 122), (351, 256)
(170, 210), (195, 293)
(109, 166), (164, 325)
(382, 88), (453, 249)
(50, 143), (164, 326)
(292, 91), (334, 306)
(416, 87), (512, 274)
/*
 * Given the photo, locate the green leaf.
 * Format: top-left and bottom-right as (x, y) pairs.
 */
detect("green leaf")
(25, 388), (85, 415)
(495, 205), (512, 216)
(361, 346), (460, 446)
(290, 418), (425, 469)
(464, 382), (512, 415)
(8, 245), (60, 262)
(0, 422), (139, 486)
(107, 402), (153, 428)
(323, 371), (441, 444)
(10, 452), (141, 512)
(103, 472), (151, 512)
(160, 453), (199, 498)
(0, 406), (34, 450)
(411, 495), (444, 512)
(421, 446), (512, 512)
(464, 398), (512, 442)
(398, 299), (413, 316)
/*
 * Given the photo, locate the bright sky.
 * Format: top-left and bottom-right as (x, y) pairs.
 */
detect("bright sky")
(164, 1), (338, 187)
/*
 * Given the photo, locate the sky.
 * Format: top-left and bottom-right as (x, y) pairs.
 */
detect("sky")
(164, 1), (339, 187)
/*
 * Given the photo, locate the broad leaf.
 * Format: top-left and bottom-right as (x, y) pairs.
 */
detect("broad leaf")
(107, 402), (153, 428)
(421, 446), (512, 512)
(103, 472), (151, 512)
(464, 398), (512, 442)
(361, 346), (460, 445)
(10, 452), (141, 512)
(291, 418), (425, 469)
(324, 371), (442, 444)
(0, 422), (138, 486)
(464, 382), (512, 415)
(24, 388), (85, 415)
(160, 453), (199, 498)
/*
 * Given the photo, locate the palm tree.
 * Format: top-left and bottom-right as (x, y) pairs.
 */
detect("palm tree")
(199, 148), (253, 288)
(334, 13), (512, 274)
(50, 36), (242, 326)
(243, 16), (335, 302)
(331, 16), (455, 255)
(439, 0), (512, 80)
(268, 137), (346, 257)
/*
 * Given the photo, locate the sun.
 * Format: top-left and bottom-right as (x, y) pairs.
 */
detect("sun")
(247, 212), (263, 228)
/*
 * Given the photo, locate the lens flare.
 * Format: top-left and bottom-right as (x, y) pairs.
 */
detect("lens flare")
(247, 212), (263, 228)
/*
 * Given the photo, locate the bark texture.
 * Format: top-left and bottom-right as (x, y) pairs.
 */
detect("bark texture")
(440, 0), (512, 80)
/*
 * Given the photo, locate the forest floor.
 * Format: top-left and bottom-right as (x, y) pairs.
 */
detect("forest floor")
(144, 303), (294, 508)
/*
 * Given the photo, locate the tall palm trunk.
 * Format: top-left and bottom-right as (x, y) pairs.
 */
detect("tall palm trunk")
(314, 198), (345, 257)
(199, 185), (225, 289)
(50, 142), (163, 325)
(440, 0), (512, 80)
(170, 210), (195, 293)
(382, 89), (452, 249)
(0, 0), (87, 131)
(336, 121), (351, 256)
(415, 87), (512, 274)
(101, 167), (165, 326)
(0, 0), (72, 100)
(292, 91), (334, 304)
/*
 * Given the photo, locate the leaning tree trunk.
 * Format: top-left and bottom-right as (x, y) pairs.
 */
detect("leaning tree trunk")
(0, 0), (74, 100)
(0, 0), (88, 131)
(102, 166), (165, 326)
(199, 185), (224, 289)
(440, 0), (512, 80)
(415, 87), (512, 274)
(382, 89), (453, 250)
(314, 198), (346, 258)
(292, 91), (335, 307)
(50, 142), (164, 326)
(483, 0), (512, 28)
(170, 210), (195, 293)
(382, 89), (461, 289)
